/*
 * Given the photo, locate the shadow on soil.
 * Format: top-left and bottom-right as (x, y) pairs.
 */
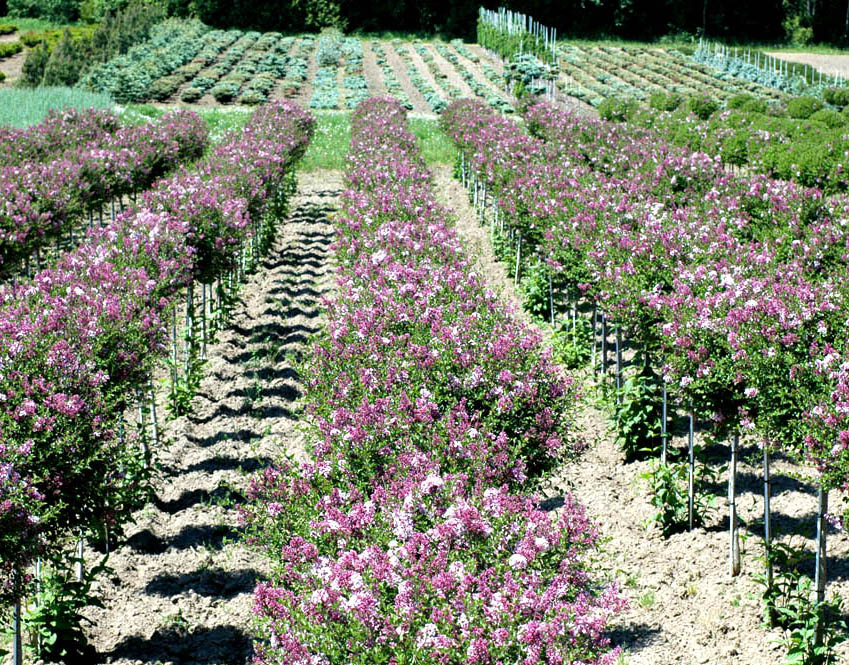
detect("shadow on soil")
(106, 625), (253, 664)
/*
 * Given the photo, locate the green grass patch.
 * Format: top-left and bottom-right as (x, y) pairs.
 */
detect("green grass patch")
(300, 110), (351, 172)
(410, 116), (454, 166)
(0, 15), (73, 32)
(0, 86), (113, 127)
(122, 103), (254, 142)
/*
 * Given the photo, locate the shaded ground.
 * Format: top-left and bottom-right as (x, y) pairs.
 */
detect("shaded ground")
(79, 171), (342, 665)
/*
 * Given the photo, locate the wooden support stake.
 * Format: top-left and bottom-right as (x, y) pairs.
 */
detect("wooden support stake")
(764, 445), (775, 624)
(815, 486), (828, 605)
(615, 327), (623, 402)
(661, 381), (668, 465)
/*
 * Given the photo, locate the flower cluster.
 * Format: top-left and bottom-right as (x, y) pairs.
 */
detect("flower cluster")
(242, 98), (623, 665)
(0, 109), (209, 270)
(0, 107), (121, 167)
(0, 101), (314, 603)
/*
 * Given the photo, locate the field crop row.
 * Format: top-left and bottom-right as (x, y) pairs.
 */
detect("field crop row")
(558, 44), (783, 107)
(0, 101), (313, 618)
(0, 108), (208, 274)
(242, 97), (624, 665)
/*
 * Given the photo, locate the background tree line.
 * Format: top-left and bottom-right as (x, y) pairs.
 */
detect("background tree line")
(3, 0), (849, 45)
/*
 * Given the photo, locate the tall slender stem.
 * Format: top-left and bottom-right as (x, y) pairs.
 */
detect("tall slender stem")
(815, 486), (829, 605)
(548, 272), (554, 325)
(661, 380), (668, 465)
(764, 445), (775, 624)
(615, 328), (623, 403)
(601, 313), (607, 377)
(514, 235), (521, 285)
(688, 408), (695, 531)
(13, 569), (22, 665)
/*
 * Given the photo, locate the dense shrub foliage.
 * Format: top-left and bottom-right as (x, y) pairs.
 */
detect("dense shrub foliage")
(0, 101), (314, 603)
(444, 98), (849, 495)
(242, 98), (624, 665)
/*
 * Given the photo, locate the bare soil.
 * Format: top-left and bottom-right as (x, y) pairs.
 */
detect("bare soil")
(0, 48), (26, 87)
(361, 40), (388, 98)
(75, 171), (342, 665)
(381, 42), (432, 115)
(767, 52), (849, 78)
(431, 163), (849, 665)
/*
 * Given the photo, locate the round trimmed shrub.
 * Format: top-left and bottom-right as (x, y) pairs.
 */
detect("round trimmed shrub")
(598, 96), (635, 122)
(727, 93), (756, 110)
(741, 97), (769, 114)
(180, 86), (203, 102)
(650, 91), (683, 112)
(809, 108), (848, 128)
(786, 95), (823, 119)
(824, 86), (849, 108)
(686, 93), (720, 120)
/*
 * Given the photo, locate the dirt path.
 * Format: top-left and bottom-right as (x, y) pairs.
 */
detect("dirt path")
(430, 163), (849, 665)
(361, 40), (388, 98)
(767, 51), (849, 78)
(0, 49), (26, 87)
(381, 42), (431, 115)
(80, 171), (342, 664)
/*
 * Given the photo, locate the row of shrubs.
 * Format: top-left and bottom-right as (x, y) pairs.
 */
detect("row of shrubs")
(79, 18), (209, 102)
(600, 90), (849, 190)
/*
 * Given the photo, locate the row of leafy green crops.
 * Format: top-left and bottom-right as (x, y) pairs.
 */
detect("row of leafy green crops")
(558, 44), (783, 107)
(81, 20), (313, 106)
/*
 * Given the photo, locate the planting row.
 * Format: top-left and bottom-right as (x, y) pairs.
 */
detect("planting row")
(309, 32), (369, 110)
(0, 109), (208, 272)
(442, 99), (849, 659)
(444, 97), (849, 497)
(558, 44), (782, 108)
(0, 101), (314, 611)
(0, 106), (119, 167)
(242, 97), (624, 665)
(80, 18), (210, 103)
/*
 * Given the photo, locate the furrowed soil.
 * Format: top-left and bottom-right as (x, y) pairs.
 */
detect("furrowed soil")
(431, 163), (849, 665)
(77, 172), (342, 664)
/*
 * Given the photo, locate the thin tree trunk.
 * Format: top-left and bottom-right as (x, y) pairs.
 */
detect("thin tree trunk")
(13, 569), (22, 665)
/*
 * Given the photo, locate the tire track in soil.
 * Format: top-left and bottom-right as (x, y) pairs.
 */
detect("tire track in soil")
(80, 172), (342, 665)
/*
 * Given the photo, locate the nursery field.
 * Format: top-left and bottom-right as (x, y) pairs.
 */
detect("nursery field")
(4, 7), (849, 665)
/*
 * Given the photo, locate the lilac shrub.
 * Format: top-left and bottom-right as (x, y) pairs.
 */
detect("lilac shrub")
(442, 98), (849, 487)
(0, 110), (209, 271)
(243, 98), (624, 665)
(0, 107), (121, 167)
(0, 101), (314, 603)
